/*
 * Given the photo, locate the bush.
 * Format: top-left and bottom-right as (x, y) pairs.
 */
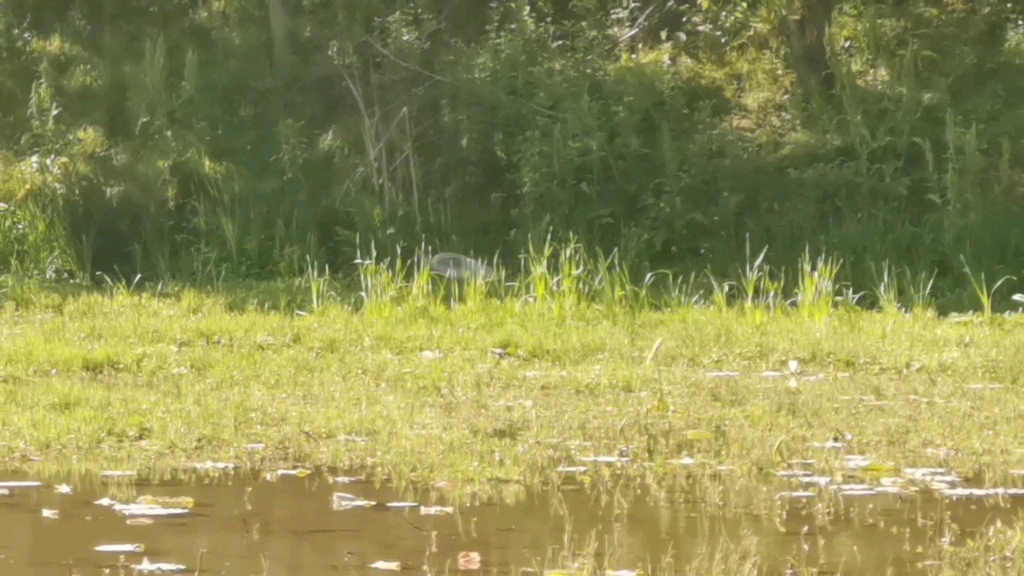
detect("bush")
(0, 0), (1022, 306)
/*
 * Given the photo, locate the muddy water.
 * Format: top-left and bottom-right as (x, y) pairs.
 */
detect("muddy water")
(0, 471), (1022, 575)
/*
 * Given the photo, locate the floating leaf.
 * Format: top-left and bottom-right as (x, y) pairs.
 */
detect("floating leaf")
(578, 456), (630, 464)
(100, 470), (137, 480)
(95, 543), (145, 553)
(797, 476), (832, 487)
(193, 462), (235, 473)
(114, 503), (190, 517)
(332, 492), (376, 511)
(458, 551), (481, 570)
(0, 481), (42, 489)
(136, 495), (195, 509)
(132, 557), (187, 573)
(556, 466), (588, 474)
(777, 491), (815, 499)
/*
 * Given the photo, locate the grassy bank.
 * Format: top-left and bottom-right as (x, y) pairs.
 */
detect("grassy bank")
(4, 250), (1024, 501)
(6, 252), (1024, 572)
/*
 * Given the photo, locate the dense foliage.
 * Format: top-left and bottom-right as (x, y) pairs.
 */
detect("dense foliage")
(0, 0), (1022, 307)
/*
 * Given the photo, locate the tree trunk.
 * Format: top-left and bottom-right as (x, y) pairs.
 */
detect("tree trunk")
(783, 0), (835, 100)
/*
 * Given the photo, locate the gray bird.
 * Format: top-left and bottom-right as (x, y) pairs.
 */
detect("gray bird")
(429, 252), (495, 281)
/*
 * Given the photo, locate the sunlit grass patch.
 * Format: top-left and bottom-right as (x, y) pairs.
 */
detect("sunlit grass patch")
(3, 242), (1024, 515)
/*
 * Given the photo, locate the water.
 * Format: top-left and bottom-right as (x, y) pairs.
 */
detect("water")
(1, 469), (1022, 575)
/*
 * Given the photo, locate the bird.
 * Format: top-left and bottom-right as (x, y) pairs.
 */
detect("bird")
(428, 252), (495, 281)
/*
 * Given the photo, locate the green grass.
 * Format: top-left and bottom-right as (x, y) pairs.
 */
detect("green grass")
(7, 247), (1024, 572)
(3, 247), (1024, 496)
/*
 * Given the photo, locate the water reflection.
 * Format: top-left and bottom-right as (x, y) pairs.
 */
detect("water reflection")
(0, 471), (1021, 575)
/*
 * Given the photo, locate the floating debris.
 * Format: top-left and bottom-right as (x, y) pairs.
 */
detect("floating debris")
(0, 481), (42, 489)
(100, 471), (137, 480)
(54, 484), (73, 495)
(940, 488), (1024, 500)
(0, 488), (8, 496)
(875, 486), (904, 495)
(331, 492), (376, 511)
(193, 461), (235, 473)
(668, 457), (696, 466)
(420, 350), (443, 360)
(909, 395), (947, 404)
(132, 557), (187, 573)
(114, 504), (190, 518)
(458, 551), (482, 571)
(334, 476), (365, 484)
(606, 571), (638, 576)
(808, 440), (845, 450)
(266, 468), (311, 481)
(835, 487), (878, 497)
(136, 495), (195, 509)
(95, 543), (145, 553)
(903, 468), (962, 486)
(41, 508), (59, 519)
(385, 501), (419, 509)
(370, 560), (402, 571)
(556, 466), (589, 474)
(494, 400), (535, 409)
(777, 491), (816, 499)
(704, 371), (740, 378)
(787, 360), (800, 374)
(579, 456), (631, 464)
(843, 455), (872, 470)
(244, 443), (266, 451)
(964, 384), (1004, 391)
(776, 470), (812, 478)
(797, 476), (832, 488)
(421, 505), (454, 516)
(126, 518), (155, 526)
(832, 483), (874, 492)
